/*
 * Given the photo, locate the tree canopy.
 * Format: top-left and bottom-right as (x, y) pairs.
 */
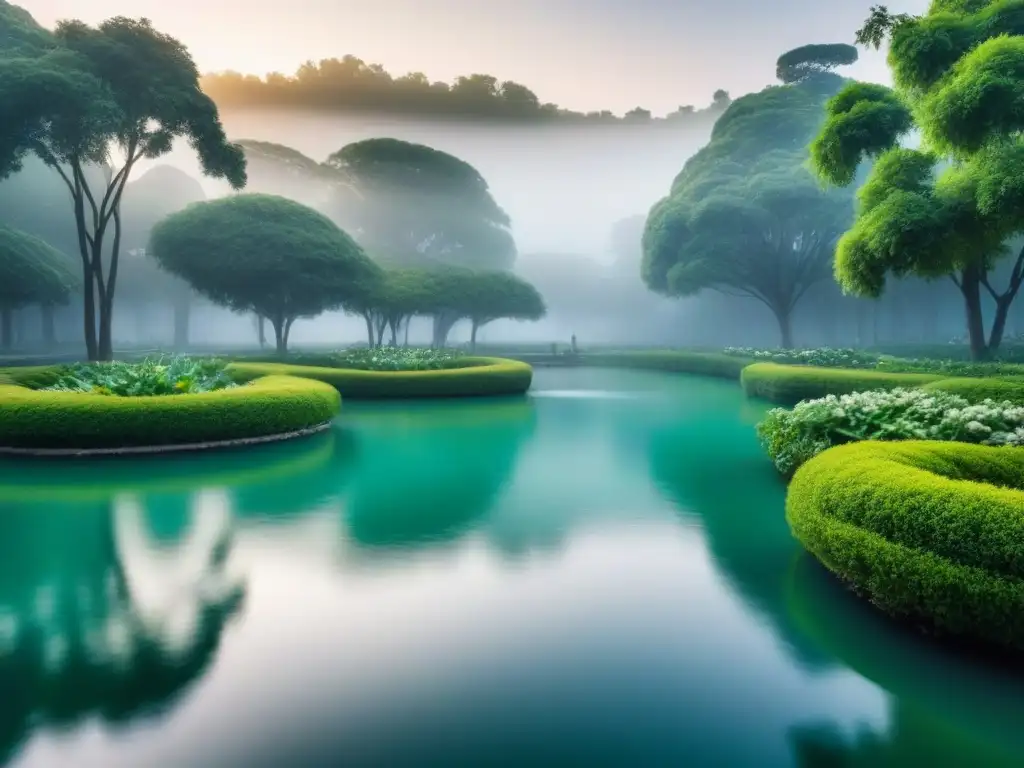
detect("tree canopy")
(776, 44), (859, 85)
(149, 194), (380, 353)
(811, 1), (1024, 359)
(642, 55), (856, 347)
(0, 224), (77, 347)
(325, 138), (517, 271)
(200, 55), (732, 125)
(0, 7), (247, 359)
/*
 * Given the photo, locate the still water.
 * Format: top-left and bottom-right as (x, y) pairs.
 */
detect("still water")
(1, 368), (1023, 767)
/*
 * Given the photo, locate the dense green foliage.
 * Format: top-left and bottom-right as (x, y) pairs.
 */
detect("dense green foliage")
(740, 362), (942, 405)
(776, 44), (859, 85)
(811, 1), (1024, 360)
(226, 357), (533, 399)
(41, 356), (236, 396)
(0, 225), (77, 347)
(787, 440), (1024, 649)
(643, 50), (856, 347)
(0, 8), (247, 360)
(0, 374), (339, 450)
(200, 54), (731, 124)
(150, 194), (380, 353)
(758, 387), (1024, 474)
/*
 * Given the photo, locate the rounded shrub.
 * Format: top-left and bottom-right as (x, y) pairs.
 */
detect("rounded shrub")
(923, 376), (1024, 403)
(741, 362), (943, 405)
(226, 356), (532, 398)
(787, 440), (1024, 649)
(0, 374), (340, 451)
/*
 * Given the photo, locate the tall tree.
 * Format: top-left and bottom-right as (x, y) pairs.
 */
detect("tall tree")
(776, 43), (859, 85)
(458, 271), (546, 351)
(811, 2), (1024, 360)
(0, 10), (246, 360)
(642, 50), (856, 348)
(0, 225), (77, 349)
(325, 138), (516, 270)
(149, 194), (380, 354)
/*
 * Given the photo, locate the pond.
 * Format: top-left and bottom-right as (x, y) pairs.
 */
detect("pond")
(1, 367), (1023, 767)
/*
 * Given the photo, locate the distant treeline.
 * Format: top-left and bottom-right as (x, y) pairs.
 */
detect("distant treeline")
(200, 55), (732, 124)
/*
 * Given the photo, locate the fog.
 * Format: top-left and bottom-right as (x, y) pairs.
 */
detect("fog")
(4, 109), (1023, 355)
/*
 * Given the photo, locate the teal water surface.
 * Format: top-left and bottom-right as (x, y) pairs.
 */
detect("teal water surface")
(1, 367), (1024, 767)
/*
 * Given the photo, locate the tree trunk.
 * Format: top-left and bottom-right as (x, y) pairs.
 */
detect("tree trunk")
(363, 313), (375, 347)
(375, 317), (386, 347)
(271, 316), (287, 355)
(173, 299), (190, 349)
(432, 314), (457, 348)
(0, 306), (11, 350)
(389, 318), (398, 347)
(404, 318), (410, 347)
(775, 306), (794, 349)
(470, 321), (479, 353)
(257, 315), (266, 348)
(41, 304), (56, 348)
(283, 317), (294, 350)
(960, 266), (989, 360)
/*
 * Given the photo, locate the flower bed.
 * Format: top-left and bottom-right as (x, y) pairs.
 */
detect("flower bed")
(787, 440), (1024, 650)
(250, 347), (467, 372)
(758, 388), (1024, 475)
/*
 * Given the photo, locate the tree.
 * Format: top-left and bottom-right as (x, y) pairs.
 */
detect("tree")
(0, 225), (77, 349)
(776, 43), (859, 85)
(0, 11), (246, 360)
(811, 2), (1024, 359)
(642, 57), (856, 348)
(459, 271), (546, 351)
(199, 54), (730, 124)
(149, 194), (380, 354)
(324, 138), (517, 343)
(325, 138), (516, 267)
(346, 267), (434, 348)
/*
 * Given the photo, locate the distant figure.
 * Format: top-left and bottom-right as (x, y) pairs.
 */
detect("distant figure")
(570, 334), (578, 354)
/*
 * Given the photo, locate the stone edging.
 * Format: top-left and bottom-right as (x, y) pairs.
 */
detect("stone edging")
(0, 421), (333, 458)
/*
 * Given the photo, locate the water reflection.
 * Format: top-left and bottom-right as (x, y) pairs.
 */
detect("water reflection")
(340, 398), (535, 550)
(0, 431), (347, 765)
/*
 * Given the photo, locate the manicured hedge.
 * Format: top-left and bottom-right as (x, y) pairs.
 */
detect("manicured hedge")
(740, 362), (943, 405)
(580, 351), (752, 380)
(787, 440), (1024, 649)
(923, 376), (1024, 403)
(226, 356), (532, 398)
(0, 374), (340, 450)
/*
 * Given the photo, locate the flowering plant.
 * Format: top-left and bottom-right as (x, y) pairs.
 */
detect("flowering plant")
(757, 388), (1024, 474)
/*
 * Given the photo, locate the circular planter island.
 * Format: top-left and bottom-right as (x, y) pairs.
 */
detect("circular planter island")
(225, 356), (533, 399)
(0, 373), (340, 457)
(786, 439), (1024, 650)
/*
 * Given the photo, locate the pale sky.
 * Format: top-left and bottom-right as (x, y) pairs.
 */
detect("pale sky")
(18, 0), (929, 115)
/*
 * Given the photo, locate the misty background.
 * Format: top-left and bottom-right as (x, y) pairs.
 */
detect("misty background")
(4, 0), (998, 355)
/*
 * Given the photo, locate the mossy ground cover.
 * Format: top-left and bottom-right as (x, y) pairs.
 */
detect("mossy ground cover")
(787, 440), (1024, 649)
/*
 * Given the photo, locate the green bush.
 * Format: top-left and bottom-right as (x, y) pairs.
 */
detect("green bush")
(0, 374), (340, 450)
(226, 356), (532, 398)
(246, 347), (467, 372)
(740, 362), (943, 405)
(581, 350), (752, 380)
(723, 346), (881, 368)
(923, 376), (1024, 403)
(758, 387), (1024, 475)
(876, 358), (1024, 378)
(787, 440), (1024, 649)
(42, 356), (236, 396)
